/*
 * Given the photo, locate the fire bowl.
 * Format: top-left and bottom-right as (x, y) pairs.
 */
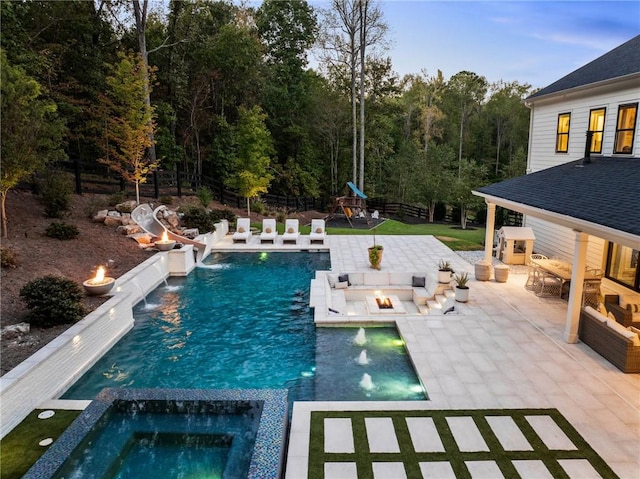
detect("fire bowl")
(155, 240), (176, 251)
(82, 277), (115, 296)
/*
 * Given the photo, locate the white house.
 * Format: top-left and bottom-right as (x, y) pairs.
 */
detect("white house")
(473, 34), (640, 347)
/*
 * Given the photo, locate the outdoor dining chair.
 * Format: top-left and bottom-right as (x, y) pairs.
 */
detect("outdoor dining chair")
(526, 254), (548, 291)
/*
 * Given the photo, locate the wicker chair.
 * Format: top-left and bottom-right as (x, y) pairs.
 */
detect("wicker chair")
(535, 271), (563, 297)
(526, 254), (548, 291)
(581, 279), (602, 309)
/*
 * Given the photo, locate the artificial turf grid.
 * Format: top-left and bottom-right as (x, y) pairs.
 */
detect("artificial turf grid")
(308, 408), (619, 479)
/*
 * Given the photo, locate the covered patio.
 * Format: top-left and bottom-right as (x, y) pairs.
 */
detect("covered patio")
(474, 156), (640, 345)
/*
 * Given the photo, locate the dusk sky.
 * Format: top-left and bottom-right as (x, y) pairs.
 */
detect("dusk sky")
(308, 0), (640, 89)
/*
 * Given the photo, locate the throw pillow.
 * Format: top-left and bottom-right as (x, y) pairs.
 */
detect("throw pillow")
(265, 227), (272, 234)
(338, 273), (350, 286)
(627, 303), (640, 313)
(335, 281), (348, 289)
(238, 227), (245, 233)
(327, 273), (339, 288)
(630, 327), (640, 346)
(607, 311), (617, 322)
(287, 227), (294, 234)
(315, 227), (323, 234)
(630, 326), (640, 335)
(412, 276), (426, 287)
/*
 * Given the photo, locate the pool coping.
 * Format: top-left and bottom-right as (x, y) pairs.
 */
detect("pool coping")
(24, 388), (289, 479)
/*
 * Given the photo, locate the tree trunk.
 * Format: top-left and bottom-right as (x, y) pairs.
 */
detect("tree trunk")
(1, 192), (8, 238)
(246, 197), (251, 217)
(458, 107), (464, 178)
(358, 0), (368, 193)
(135, 181), (140, 205)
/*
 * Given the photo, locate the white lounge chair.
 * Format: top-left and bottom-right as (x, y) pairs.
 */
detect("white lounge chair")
(260, 218), (277, 243)
(309, 219), (326, 244)
(282, 219), (300, 244)
(232, 218), (251, 243)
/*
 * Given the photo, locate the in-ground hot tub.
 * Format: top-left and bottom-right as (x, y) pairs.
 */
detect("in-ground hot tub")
(25, 388), (288, 479)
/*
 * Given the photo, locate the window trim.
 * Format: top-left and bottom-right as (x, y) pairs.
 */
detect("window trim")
(588, 107), (606, 154)
(555, 112), (571, 153)
(605, 242), (640, 293)
(613, 102), (638, 155)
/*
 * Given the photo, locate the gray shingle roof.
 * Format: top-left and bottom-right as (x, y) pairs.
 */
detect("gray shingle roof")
(474, 157), (640, 236)
(527, 35), (640, 100)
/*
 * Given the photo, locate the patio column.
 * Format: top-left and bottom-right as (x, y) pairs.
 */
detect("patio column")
(564, 231), (588, 343)
(484, 201), (496, 264)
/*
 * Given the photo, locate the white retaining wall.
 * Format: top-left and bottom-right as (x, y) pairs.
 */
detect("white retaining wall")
(0, 220), (228, 439)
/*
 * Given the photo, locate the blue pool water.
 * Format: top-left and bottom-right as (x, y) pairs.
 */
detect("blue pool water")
(63, 252), (425, 402)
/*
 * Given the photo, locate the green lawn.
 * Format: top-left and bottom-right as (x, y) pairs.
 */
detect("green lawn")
(251, 219), (486, 251)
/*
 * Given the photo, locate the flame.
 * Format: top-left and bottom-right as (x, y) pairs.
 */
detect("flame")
(161, 230), (169, 242)
(93, 266), (105, 284)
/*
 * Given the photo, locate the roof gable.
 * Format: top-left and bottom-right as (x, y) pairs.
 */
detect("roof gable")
(474, 157), (640, 237)
(527, 35), (640, 100)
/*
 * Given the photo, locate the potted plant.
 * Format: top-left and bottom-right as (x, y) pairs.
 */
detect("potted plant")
(438, 259), (454, 284)
(453, 272), (470, 302)
(368, 226), (383, 269)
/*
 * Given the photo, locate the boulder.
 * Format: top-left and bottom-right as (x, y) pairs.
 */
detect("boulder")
(116, 200), (137, 213)
(182, 228), (200, 239)
(129, 233), (154, 244)
(103, 216), (122, 227)
(116, 224), (142, 235)
(1, 322), (30, 339)
(93, 210), (108, 223)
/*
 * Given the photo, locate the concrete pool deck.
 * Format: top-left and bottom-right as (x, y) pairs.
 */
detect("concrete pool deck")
(213, 234), (640, 478)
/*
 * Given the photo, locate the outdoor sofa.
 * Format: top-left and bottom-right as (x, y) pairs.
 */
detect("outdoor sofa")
(604, 294), (640, 327)
(579, 306), (640, 373)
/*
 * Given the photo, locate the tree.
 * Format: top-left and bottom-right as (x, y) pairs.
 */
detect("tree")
(445, 71), (488, 176)
(451, 158), (488, 229)
(225, 106), (275, 216)
(0, 50), (66, 238)
(98, 51), (157, 205)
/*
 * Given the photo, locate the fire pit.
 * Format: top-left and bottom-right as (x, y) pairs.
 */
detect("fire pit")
(155, 229), (176, 251)
(82, 266), (115, 296)
(376, 296), (393, 309)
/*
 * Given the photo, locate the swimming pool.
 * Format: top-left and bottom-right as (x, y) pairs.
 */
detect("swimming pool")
(63, 252), (425, 402)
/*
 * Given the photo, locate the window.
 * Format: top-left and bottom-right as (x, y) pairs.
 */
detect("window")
(606, 243), (640, 292)
(556, 113), (570, 153)
(588, 108), (606, 154)
(614, 103), (637, 154)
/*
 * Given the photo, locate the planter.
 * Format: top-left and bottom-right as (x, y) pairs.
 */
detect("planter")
(475, 260), (491, 281)
(82, 277), (115, 296)
(368, 246), (384, 270)
(494, 264), (509, 283)
(438, 270), (452, 284)
(455, 286), (470, 303)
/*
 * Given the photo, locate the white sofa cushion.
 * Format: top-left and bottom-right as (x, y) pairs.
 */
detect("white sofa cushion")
(584, 306), (607, 323)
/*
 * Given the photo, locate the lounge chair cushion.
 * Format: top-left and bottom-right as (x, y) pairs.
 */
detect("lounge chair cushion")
(412, 276), (426, 287)
(335, 281), (348, 289)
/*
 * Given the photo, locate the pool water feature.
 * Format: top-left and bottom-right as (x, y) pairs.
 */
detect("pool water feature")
(63, 252), (426, 402)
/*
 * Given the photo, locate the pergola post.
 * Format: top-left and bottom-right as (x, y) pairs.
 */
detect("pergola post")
(564, 231), (589, 343)
(484, 201), (497, 264)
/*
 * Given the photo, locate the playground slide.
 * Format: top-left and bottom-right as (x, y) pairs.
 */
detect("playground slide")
(131, 204), (214, 263)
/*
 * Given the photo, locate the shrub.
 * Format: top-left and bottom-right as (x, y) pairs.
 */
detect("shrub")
(108, 191), (127, 206)
(209, 208), (237, 224)
(20, 276), (86, 327)
(159, 195), (173, 205)
(45, 221), (79, 240)
(276, 211), (286, 223)
(40, 171), (74, 218)
(434, 202), (447, 221)
(195, 187), (213, 208)
(84, 196), (109, 218)
(1, 246), (19, 268)
(251, 199), (266, 215)
(180, 205), (217, 233)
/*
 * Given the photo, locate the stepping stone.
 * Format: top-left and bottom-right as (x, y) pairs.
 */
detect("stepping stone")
(512, 460), (554, 478)
(419, 462), (456, 478)
(406, 417), (445, 452)
(526, 415), (577, 450)
(446, 416), (489, 452)
(558, 459), (602, 478)
(365, 417), (400, 453)
(465, 460), (505, 478)
(486, 416), (533, 451)
(325, 462), (358, 479)
(324, 418), (355, 453)
(372, 462), (406, 479)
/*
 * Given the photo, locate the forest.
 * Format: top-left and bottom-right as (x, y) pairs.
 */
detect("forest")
(1, 0), (533, 228)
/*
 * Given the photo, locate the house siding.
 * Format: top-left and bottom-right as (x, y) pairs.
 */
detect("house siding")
(526, 83), (639, 267)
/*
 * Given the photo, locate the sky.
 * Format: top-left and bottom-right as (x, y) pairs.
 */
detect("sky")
(309, 0), (640, 89)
